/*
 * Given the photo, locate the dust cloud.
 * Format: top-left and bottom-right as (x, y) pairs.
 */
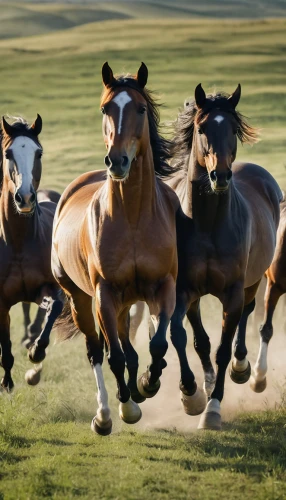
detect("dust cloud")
(131, 283), (286, 432)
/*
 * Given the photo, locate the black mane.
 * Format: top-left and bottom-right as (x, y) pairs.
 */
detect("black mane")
(101, 75), (178, 179)
(171, 92), (258, 171)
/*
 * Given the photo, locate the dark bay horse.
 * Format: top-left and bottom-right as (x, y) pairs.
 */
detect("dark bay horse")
(21, 189), (61, 347)
(168, 84), (282, 429)
(0, 116), (63, 389)
(52, 62), (179, 434)
(250, 200), (286, 393)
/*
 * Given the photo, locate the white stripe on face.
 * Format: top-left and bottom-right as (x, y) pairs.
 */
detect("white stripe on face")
(112, 91), (132, 134)
(8, 136), (40, 192)
(214, 115), (224, 124)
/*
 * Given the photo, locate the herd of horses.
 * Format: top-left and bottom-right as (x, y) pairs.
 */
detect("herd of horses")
(0, 62), (285, 434)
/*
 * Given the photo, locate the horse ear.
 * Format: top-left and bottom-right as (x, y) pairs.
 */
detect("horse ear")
(136, 62), (148, 88)
(228, 84), (241, 109)
(30, 114), (42, 136)
(195, 83), (206, 109)
(1, 116), (14, 137)
(102, 62), (115, 88)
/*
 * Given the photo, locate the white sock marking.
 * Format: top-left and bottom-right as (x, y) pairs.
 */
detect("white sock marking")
(205, 398), (221, 415)
(112, 91), (132, 134)
(93, 364), (110, 423)
(254, 340), (268, 381)
(232, 357), (249, 372)
(214, 115), (224, 124)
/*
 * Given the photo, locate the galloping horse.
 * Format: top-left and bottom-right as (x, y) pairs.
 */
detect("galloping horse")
(250, 201), (286, 393)
(52, 63), (178, 435)
(168, 84), (282, 429)
(0, 116), (63, 388)
(21, 189), (61, 347)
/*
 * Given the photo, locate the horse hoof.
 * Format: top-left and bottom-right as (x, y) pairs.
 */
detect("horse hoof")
(130, 388), (146, 404)
(119, 399), (142, 424)
(25, 368), (41, 386)
(180, 387), (207, 416)
(137, 373), (160, 399)
(229, 361), (251, 384)
(91, 416), (112, 436)
(28, 345), (46, 364)
(198, 411), (222, 431)
(1, 376), (14, 392)
(250, 376), (267, 393)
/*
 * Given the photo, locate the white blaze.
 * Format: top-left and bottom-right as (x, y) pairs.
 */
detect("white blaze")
(112, 91), (132, 134)
(214, 115), (224, 124)
(8, 136), (39, 192)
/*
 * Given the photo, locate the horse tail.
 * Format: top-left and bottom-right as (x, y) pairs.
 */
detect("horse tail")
(54, 298), (81, 343)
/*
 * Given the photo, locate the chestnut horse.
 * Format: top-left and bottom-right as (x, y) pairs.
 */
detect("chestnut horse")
(167, 85), (282, 429)
(250, 200), (286, 393)
(52, 62), (178, 435)
(0, 116), (63, 389)
(21, 189), (61, 347)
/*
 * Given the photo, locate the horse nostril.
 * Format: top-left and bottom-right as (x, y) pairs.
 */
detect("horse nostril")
(227, 170), (232, 181)
(122, 156), (128, 168)
(15, 191), (22, 204)
(30, 192), (36, 203)
(210, 170), (217, 182)
(104, 155), (111, 168)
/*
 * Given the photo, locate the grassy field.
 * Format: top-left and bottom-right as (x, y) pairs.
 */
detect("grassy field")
(0, 3), (286, 499)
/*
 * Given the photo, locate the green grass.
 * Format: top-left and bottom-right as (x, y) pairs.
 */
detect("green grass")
(0, 10), (286, 499)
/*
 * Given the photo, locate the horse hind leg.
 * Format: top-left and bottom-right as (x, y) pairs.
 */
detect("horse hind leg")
(28, 291), (64, 365)
(250, 280), (282, 393)
(21, 302), (31, 345)
(23, 304), (47, 349)
(186, 300), (216, 398)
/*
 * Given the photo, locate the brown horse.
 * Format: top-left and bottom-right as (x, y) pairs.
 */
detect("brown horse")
(52, 62), (178, 434)
(0, 116), (63, 389)
(21, 189), (61, 347)
(250, 200), (286, 393)
(167, 84), (282, 429)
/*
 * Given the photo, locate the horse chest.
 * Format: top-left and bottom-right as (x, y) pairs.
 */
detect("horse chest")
(186, 236), (243, 296)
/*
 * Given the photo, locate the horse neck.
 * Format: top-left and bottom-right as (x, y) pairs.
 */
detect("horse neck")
(106, 146), (156, 225)
(184, 147), (235, 232)
(0, 178), (39, 246)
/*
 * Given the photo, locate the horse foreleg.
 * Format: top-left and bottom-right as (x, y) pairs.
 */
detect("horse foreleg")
(186, 299), (215, 398)
(96, 284), (141, 426)
(137, 276), (175, 399)
(230, 280), (261, 384)
(169, 296), (206, 416)
(0, 308), (14, 392)
(118, 308), (145, 404)
(28, 290), (64, 364)
(198, 284), (244, 430)
(250, 279), (282, 393)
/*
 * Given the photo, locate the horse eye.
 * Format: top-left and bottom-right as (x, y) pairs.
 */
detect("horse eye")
(37, 151), (43, 159)
(101, 107), (106, 115)
(198, 128), (203, 135)
(138, 106), (146, 115)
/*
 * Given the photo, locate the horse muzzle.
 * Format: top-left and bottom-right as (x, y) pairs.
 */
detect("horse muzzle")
(209, 169), (232, 194)
(105, 154), (131, 181)
(14, 190), (36, 214)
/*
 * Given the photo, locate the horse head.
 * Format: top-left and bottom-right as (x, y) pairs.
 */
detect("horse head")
(1, 114), (43, 214)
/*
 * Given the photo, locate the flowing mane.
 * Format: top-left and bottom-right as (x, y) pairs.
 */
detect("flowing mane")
(171, 91), (259, 171)
(100, 74), (178, 179)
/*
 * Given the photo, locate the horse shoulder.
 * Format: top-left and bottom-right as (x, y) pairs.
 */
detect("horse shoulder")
(57, 170), (106, 216)
(157, 178), (180, 213)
